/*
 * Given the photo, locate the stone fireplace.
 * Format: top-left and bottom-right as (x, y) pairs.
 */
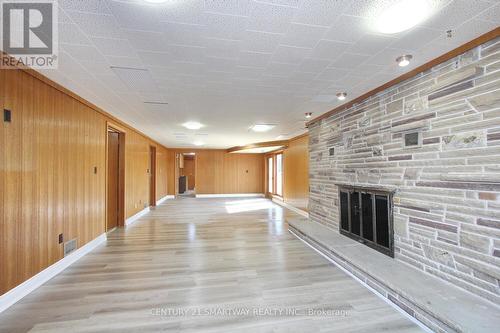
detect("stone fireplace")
(308, 37), (500, 305)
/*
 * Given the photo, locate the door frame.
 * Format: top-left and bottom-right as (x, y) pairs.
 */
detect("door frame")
(106, 122), (126, 230)
(149, 145), (157, 207)
(265, 150), (284, 198)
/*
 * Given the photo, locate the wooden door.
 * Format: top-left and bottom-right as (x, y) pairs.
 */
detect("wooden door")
(107, 131), (119, 231)
(149, 146), (156, 206)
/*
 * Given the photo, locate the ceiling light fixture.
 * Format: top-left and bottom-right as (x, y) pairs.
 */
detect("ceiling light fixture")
(193, 141), (205, 146)
(305, 112), (313, 119)
(396, 54), (413, 67)
(182, 121), (204, 130)
(251, 124), (276, 132)
(337, 92), (347, 101)
(374, 0), (432, 34)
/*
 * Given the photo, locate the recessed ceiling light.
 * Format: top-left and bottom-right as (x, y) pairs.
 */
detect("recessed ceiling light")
(182, 121), (203, 130)
(374, 0), (432, 34)
(251, 124), (276, 132)
(396, 55), (413, 67)
(305, 112), (313, 119)
(337, 92), (347, 101)
(193, 141), (205, 146)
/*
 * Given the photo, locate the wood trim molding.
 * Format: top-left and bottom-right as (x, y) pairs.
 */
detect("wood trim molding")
(306, 27), (500, 127)
(227, 140), (289, 153)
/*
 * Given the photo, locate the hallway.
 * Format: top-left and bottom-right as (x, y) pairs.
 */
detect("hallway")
(0, 198), (421, 333)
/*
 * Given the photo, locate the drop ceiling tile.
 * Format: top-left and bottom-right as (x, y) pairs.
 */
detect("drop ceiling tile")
(289, 70), (317, 82)
(323, 15), (369, 43)
(390, 26), (443, 50)
(238, 51), (272, 68)
(342, 0), (387, 19)
(205, 38), (240, 58)
(241, 30), (284, 53)
(297, 58), (331, 73)
(126, 30), (170, 52)
(162, 22), (207, 46)
(293, 0), (348, 26)
(310, 39), (352, 60)
(439, 19), (498, 46)
(108, 0), (162, 32)
(348, 34), (397, 55)
(205, 0), (254, 16)
(60, 0), (111, 14)
(315, 67), (350, 82)
(421, 0), (494, 30)
(281, 23), (328, 48)
(272, 45), (312, 64)
(248, 2), (296, 34)
(138, 51), (174, 67)
(476, 3), (500, 24)
(59, 23), (92, 45)
(95, 74), (131, 93)
(111, 67), (159, 92)
(266, 62), (297, 77)
(205, 13), (249, 40)
(170, 61), (208, 76)
(157, 0), (207, 24)
(61, 43), (103, 61)
(205, 56), (238, 71)
(68, 12), (124, 39)
(106, 55), (144, 68)
(329, 53), (370, 69)
(92, 37), (136, 57)
(233, 66), (266, 80)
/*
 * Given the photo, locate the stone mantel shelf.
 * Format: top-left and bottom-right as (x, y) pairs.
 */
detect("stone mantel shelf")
(334, 182), (398, 193)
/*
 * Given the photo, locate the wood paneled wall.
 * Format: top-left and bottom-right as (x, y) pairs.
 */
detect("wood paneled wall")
(283, 134), (309, 211)
(0, 68), (169, 295)
(169, 150), (265, 195)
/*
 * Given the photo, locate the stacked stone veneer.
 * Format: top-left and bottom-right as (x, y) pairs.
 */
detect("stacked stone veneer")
(308, 37), (500, 305)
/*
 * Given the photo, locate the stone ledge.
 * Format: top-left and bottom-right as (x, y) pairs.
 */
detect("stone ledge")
(287, 217), (500, 333)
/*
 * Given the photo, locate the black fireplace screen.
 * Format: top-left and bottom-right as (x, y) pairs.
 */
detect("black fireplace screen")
(338, 186), (394, 257)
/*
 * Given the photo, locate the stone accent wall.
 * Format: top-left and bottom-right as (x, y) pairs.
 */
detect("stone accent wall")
(308, 37), (500, 305)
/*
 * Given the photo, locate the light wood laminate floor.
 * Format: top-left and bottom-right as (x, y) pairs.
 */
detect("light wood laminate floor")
(0, 198), (423, 333)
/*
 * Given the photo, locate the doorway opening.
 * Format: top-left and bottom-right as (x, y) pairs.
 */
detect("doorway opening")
(266, 152), (283, 198)
(149, 146), (157, 207)
(177, 152), (196, 197)
(106, 125), (125, 231)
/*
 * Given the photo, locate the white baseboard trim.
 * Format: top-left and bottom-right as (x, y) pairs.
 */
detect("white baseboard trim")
(272, 198), (309, 218)
(125, 207), (150, 227)
(196, 193), (265, 198)
(156, 195), (174, 205)
(0, 233), (107, 314)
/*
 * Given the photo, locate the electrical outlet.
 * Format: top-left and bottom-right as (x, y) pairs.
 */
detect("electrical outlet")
(58, 233), (63, 244)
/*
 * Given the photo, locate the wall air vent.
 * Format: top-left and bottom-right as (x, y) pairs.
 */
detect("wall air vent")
(64, 238), (78, 257)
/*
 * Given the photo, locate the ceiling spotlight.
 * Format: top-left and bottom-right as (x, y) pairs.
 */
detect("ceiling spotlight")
(183, 121), (203, 130)
(305, 112), (313, 119)
(251, 124), (276, 132)
(396, 55), (413, 67)
(193, 141), (205, 146)
(337, 92), (347, 101)
(374, 0), (432, 34)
